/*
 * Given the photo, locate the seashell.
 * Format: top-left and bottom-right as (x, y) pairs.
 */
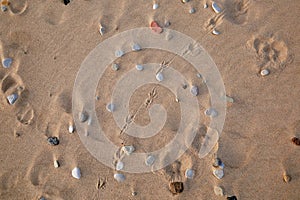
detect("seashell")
(189, 7), (196, 14)
(99, 25), (105, 36)
(2, 58), (12, 68)
(116, 161), (124, 171)
(196, 73), (202, 78)
(156, 72), (164, 82)
(63, 0), (70, 5)
(203, 3), (208, 8)
(47, 137), (59, 146)
(79, 111), (88, 122)
(145, 155), (155, 166)
(190, 85), (199, 96)
(135, 64), (144, 71)
(260, 69), (270, 76)
(106, 103), (115, 112)
(205, 108), (218, 117)
(115, 50), (125, 58)
(121, 145), (135, 155)
(227, 196), (237, 200)
(175, 98), (179, 102)
(153, 3), (159, 10)
(54, 160), (60, 168)
(291, 137), (300, 146)
(181, 0), (189, 3)
(1, 5), (7, 11)
(95, 96), (100, 100)
(72, 167), (81, 179)
(7, 93), (18, 105)
(111, 63), (120, 71)
(68, 125), (75, 133)
(132, 43), (141, 51)
(132, 191), (137, 196)
(212, 29), (220, 35)
(164, 20), (171, 27)
(185, 169), (195, 179)
(150, 21), (163, 34)
(214, 186), (224, 196)
(283, 173), (291, 183)
(213, 169), (224, 179)
(169, 182), (184, 194)
(213, 158), (224, 168)
(114, 173), (125, 182)
(212, 2), (222, 13)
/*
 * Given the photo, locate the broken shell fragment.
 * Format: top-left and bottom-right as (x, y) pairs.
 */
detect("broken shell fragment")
(72, 167), (81, 179)
(150, 21), (163, 34)
(136, 64), (144, 71)
(106, 103), (115, 112)
(260, 69), (270, 76)
(79, 111), (88, 122)
(190, 85), (199, 96)
(189, 7), (196, 14)
(203, 3), (208, 8)
(68, 125), (75, 133)
(114, 173), (125, 182)
(283, 173), (291, 183)
(47, 137), (59, 146)
(116, 161), (124, 171)
(121, 145), (135, 155)
(213, 169), (224, 179)
(212, 29), (220, 35)
(214, 186), (224, 196)
(153, 3), (159, 10)
(145, 155), (155, 166)
(291, 137), (300, 146)
(98, 25), (105, 36)
(7, 93), (18, 105)
(156, 72), (164, 82)
(111, 63), (120, 71)
(54, 160), (60, 168)
(132, 43), (141, 51)
(115, 50), (125, 58)
(205, 108), (218, 117)
(212, 2), (222, 13)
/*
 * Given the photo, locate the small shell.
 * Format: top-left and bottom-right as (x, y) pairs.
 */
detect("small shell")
(260, 69), (270, 76)
(106, 103), (115, 112)
(135, 64), (144, 71)
(205, 108), (218, 117)
(185, 169), (195, 179)
(212, 2), (222, 13)
(132, 43), (141, 51)
(79, 111), (88, 122)
(2, 58), (12, 68)
(213, 158), (223, 168)
(54, 160), (60, 168)
(99, 25), (105, 36)
(153, 3), (159, 10)
(213, 169), (224, 179)
(47, 137), (59, 146)
(112, 63), (120, 71)
(190, 85), (199, 96)
(283, 174), (291, 183)
(1, 5), (7, 12)
(169, 182), (184, 194)
(72, 167), (81, 179)
(7, 93), (18, 105)
(145, 155), (155, 166)
(227, 196), (238, 200)
(132, 192), (137, 196)
(156, 72), (164, 82)
(181, 0), (189, 3)
(164, 20), (171, 27)
(115, 50), (125, 58)
(116, 161), (124, 171)
(196, 73), (202, 78)
(68, 125), (75, 133)
(203, 3), (208, 8)
(212, 29), (220, 35)
(291, 137), (300, 146)
(175, 98), (179, 102)
(121, 145), (135, 155)
(189, 7), (196, 14)
(214, 186), (223, 196)
(114, 173), (125, 182)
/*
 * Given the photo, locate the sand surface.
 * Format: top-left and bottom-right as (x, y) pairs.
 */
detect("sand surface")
(0, 0), (300, 199)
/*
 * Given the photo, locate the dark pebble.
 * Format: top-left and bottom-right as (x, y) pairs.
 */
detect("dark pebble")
(227, 196), (237, 200)
(47, 137), (59, 146)
(291, 137), (300, 146)
(169, 182), (184, 195)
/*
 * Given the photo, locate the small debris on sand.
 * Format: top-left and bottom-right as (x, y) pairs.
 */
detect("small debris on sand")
(169, 182), (184, 194)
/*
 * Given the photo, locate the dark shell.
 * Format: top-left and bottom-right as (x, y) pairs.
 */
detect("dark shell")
(227, 196), (237, 200)
(291, 137), (300, 146)
(47, 137), (59, 146)
(169, 182), (184, 195)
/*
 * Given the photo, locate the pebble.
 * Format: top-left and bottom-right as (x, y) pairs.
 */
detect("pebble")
(114, 173), (125, 182)
(291, 137), (300, 146)
(212, 29), (220, 35)
(214, 186), (224, 196)
(54, 160), (60, 168)
(150, 21), (163, 34)
(213, 169), (224, 179)
(156, 72), (164, 82)
(7, 93), (18, 105)
(47, 137), (59, 146)
(169, 182), (184, 194)
(68, 125), (75, 133)
(106, 103), (115, 112)
(205, 108), (218, 117)
(212, 1), (222, 13)
(190, 85), (199, 96)
(145, 155), (155, 166)
(2, 58), (12, 68)
(227, 196), (237, 200)
(72, 167), (81, 179)
(283, 173), (291, 183)
(153, 3), (159, 10)
(116, 161), (124, 171)
(121, 145), (135, 155)
(79, 111), (88, 122)
(185, 169), (195, 179)
(99, 25), (105, 36)
(189, 7), (196, 14)
(112, 63), (120, 71)
(135, 64), (144, 71)
(132, 43), (141, 51)
(203, 3), (208, 8)
(115, 50), (125, 58)
(260, 69), (270, 76)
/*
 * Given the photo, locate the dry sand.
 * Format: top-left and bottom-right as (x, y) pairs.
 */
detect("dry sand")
(0, 0), (300, 199)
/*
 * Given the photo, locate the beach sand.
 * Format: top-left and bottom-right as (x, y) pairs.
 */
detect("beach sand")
(0, 0), (299, 199)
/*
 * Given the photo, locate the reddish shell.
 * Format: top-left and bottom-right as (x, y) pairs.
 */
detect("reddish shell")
(150, 21), (163, 34)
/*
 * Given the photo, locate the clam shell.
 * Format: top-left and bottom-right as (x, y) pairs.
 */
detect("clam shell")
(79, 111), (88, 122)
(212, 2), (222, 13)
(114, 173), (125, 182)
(72, 167), (81, 179)
(132, 43), (141, 51)
(7, 93), (18, 105)
(115, 50), (125, 58)
(185, 169), (195, 179)
(214, 186), (224, 196)
(2, 58), (12, 68)
(99, 26), (105, 36)
(212, 29), (220, 35)
(106, 103), (115, 112)
(145, 155), (155, 166)
(135, 64), (144, 71)
(116, 161), (124, 171)
(153, 3), (159, 10)
(54, 160), (60, 168)
(156, 72), (164, 82)
(121, 145), (135, 155)
(190, 85), (199, 96)
(260, 69), (270, 76)
(112, 63), (120, 71)
(213, 169), (224, 179)
(68, 125), (75, 133)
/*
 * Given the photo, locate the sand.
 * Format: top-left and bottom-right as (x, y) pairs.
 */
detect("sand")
(0, 0), (299, 199)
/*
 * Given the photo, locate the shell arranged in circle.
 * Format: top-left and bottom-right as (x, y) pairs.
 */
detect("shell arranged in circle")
(260, 69), (270, 76)
(116, 161), (124, 171)
(115, 50), (125, 58)
(213, 169), (224, 179)
(145, 155), (155, 166)
(156, 72), (164, 82)
(132, 43), (141, 51)
(7, 93), (18, 105)
(212, 2), (222, 13)
(114, 173), (125, 182)
(2, 58), (12, 68)
(135, 64), (144, 71)
(106, 103), (115, 112)
(72, 167), (81, 179)
(79, 111), (88, 122)
(205, 108), (218, 117)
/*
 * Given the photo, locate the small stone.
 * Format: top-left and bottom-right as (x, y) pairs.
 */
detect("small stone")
(169, 182), (184, 194)
(2, 58), (12, 68)
(68, 125), (75, 133)
(112, 63), (120, 71)
(115, 50), (125, 58)
(213, 169), (224, 179)
(283, 174), (291, 183)
(121, 145), (135, 155)
(260, 69), (270, 76)
(135, 64), (144, 71)
(132, 43), (141, 51)
(47, 137), (59, 146)
(54, 160), (60, 168)
(185, 169), (195, 179)
(145, 155), (155, 166)
(291, 137), (300, 146)
(205, 108), (218, 117)
(224, 95), (234, 103)
(7, 93), (18, 105)
(153, 3), (159, 10)
(214, 186), (224, 196)
(189, 7), (196, 14)
(132, 191), (137, 196)
(114, 173), (125, 182)
(106, 103), (115, 112)
(182, 84), (188, 89)
(190, 85), (199, 96)
(79, 111), (88, 122)
(116, 161), (124, 171)
(212, 29), (220, 35)
(212, 1), (222, 13)
(72, 167), (81, 179)
(227, 196), (238, 200)
(156, 72), (164, 82)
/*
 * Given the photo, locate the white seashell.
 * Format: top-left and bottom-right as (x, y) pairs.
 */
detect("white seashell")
(7, 93), (18, 105)
(68, 125), (75, 133)
(121, 145), (135, 155)
(212, 29), (220, 35)
(54, 160), (60, 168)
(106, 103), (115, 112)
(79, 111), (88, 122)
(203, 3), (208, 8)
(196, 73), (202, 78)
(135, 64), (144, 71)
(116, 161), (124, 171)
(156, 72), (164, 82)
(99, 25), (105, 36)
(111, 63), (120, 71)
(185, 169), (195, 179)
(114, 173), (125, 182)
(153, 3), (159, 10)
(214, 186), (224, 196)
(145, 155), (155, 166)
(260, 69), (270, 76)
(72, 167), (81, 179)
(189, 8), (196, 14)
(205, 108), (218, 117)
(175, 98), (179, 102)
(190, 85), (199, 96)
(132, 43), (141, 51)
(2, 58), (12, 68)
(115, 50), (125, 58)
(212, 2), (222, 13)
(182, 0), (189, 3)
(213, 169), (224, 179)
